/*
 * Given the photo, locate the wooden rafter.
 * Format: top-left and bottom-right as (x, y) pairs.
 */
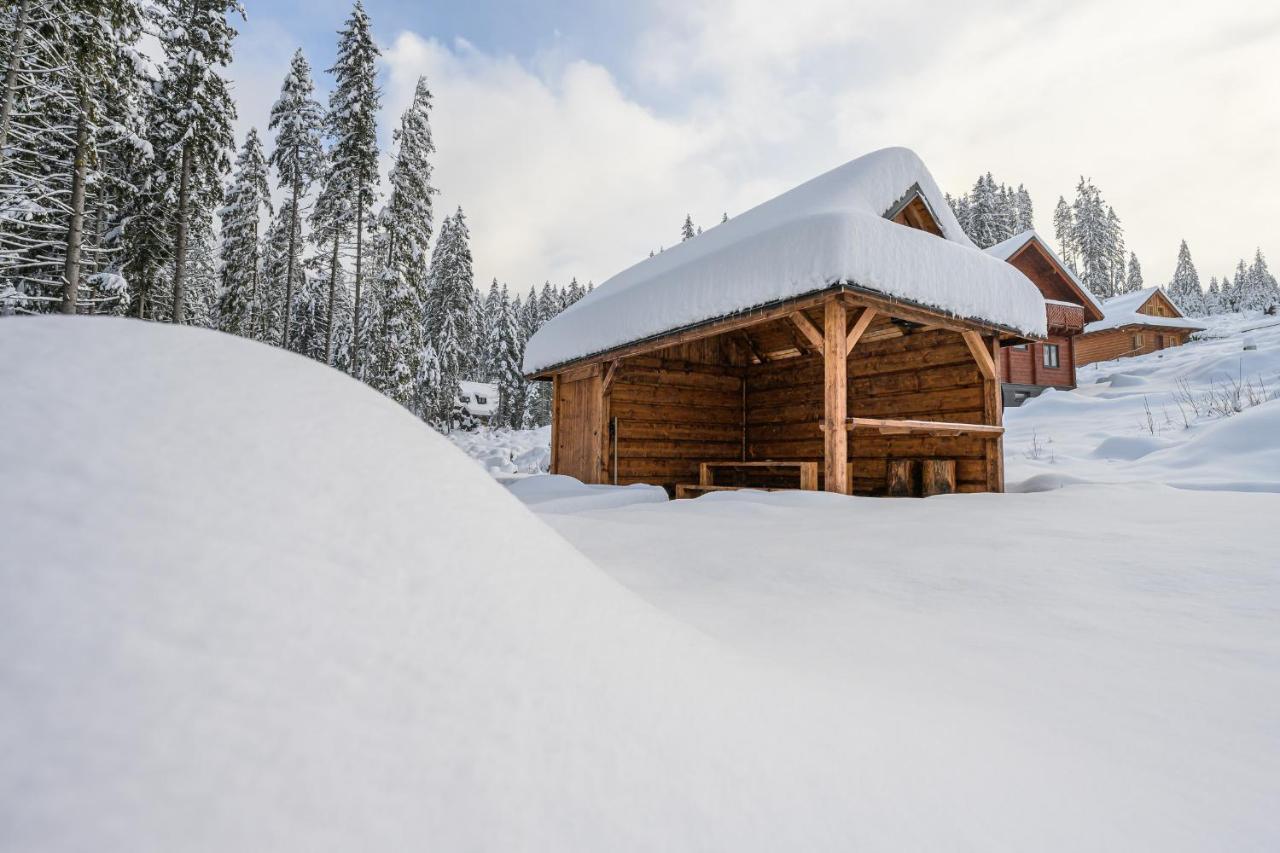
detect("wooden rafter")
(739, 330), (768, 364)
(789, 311), (825, 351)
(844, 307), (878, 357)
(961, 331), (998, 380)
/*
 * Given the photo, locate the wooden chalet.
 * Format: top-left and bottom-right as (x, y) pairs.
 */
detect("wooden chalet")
(1075, 287), (1206, 366)
(523, 148), (1048, 498)
(984, 231), (1106, 406)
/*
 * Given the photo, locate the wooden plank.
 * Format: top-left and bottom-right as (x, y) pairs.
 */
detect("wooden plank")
(699, 462), (712, 486)
(984, 335), (1005, 492)
(550, 374), (560, 473)
(790, 311), (825, 351)
(798, 461), (818, 490)
(823, 299), (849, 495)
(845, 417), (1003, 436)
(961, 331), (998, 380)
(844, 307), (878, 356)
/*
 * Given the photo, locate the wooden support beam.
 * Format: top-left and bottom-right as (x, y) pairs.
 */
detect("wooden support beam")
(984, 335), (1005, 492)
(789, 311), (825, 351)
(740, 330), (768, 364)
(844, 307), (878, 357)
(962, 330), (998, 380)
(601, 359), (620, 395)
(823, 299), (849, 495)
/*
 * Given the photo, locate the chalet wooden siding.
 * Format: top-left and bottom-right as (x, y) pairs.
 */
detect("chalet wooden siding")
(999, 334), (1076, 388)
(1074, 327), (1191, 366)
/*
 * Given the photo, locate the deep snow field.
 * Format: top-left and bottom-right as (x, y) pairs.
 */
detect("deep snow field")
(3, 315), (1278, 851)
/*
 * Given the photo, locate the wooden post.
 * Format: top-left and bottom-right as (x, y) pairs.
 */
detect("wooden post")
(984, 337), (1005, 492)
(921, 459), (956, 497)
(823, 299), (849, 494)
(550, 374), (561, 475)
(887, 459), (916, 497)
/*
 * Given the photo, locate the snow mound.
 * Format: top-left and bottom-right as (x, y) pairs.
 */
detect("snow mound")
(1090, 435), (1173, 460)
(507, 474), (668, 513)
(0, 318), (849, 850)
(1105, 372), (1149, 388)
(449, 425), (551, 475)
(525, 147), (1046, 373)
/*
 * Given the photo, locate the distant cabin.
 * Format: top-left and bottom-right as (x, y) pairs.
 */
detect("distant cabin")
(457, 381), (498, 423)
(983, 232), (1105, 406)
(1075, 287), (1206, 367)
(522, 148), (1049, 498)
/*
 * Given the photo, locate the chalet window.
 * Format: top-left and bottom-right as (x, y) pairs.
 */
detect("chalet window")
(1042, 343), (1060, 369)
(1012, 343), (1029, 351)
(460, 395), (472, 403)
(1132, 334), (1144, 350)
(475, 395), (488, 404)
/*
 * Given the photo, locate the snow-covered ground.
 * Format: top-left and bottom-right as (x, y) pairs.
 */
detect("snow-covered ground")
(448, 424), (551, 477)
(3, 316), (1278, 850)
(1005, 312), (1280, 492)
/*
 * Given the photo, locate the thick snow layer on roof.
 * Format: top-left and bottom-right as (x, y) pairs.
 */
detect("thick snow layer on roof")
(525, 148), (1047, 374)
(0, 318), (871, 850)
(1085, 287), (1208, 334)
(984, 230), (1106, 316)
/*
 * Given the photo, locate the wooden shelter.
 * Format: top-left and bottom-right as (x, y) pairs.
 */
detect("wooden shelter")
(524, 149), (1047, 498)
(1075, 287), (1206, 366)
(984, 231), (1105, 405)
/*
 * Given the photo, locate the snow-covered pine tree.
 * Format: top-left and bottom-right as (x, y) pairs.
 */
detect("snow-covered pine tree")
(681, 214), (696, 242)
(494, 283), (526, 428)
(1053, 196), (1074, 271)
(183, 206), (219, 328)
(1014, 184), (1034, 233)
(965, 174), (1006, 249)
(257, 200), (303, 345)
(1229, 260), (1248, 314)
(267, 48), (325, 348)
(1070, 178), (1120, 299)
(565, 276), (585, 306)
(476, 278), (502, 382)
(422, 208), (475, 427)
(519, 284), (540, 343)
(216, 128), (271, 337)
(1243, 249), (1279, 312)
(1125, 251), (1143, 294)
(374, 75), (435, 407)
(1106, 207), (1126, 297)
(326, 0), (381, 375)
(152, 0), (241, 324)
(1167, 240), (1202, 314)
(1205, 276), (1221, 315)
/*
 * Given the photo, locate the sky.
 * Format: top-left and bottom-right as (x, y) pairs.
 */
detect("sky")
(231, 0), (1280, 294)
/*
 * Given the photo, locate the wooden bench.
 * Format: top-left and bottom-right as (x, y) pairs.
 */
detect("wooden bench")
(700, 460), (819, 490)
(821, 417), (1004, 437)
(674, 460), (820, 499)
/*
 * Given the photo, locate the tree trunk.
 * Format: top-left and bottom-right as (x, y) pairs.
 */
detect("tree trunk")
(325, 233), (338, 364)
(170, 143), (192, 324)
(0, 0), (31, 166)
(281, 168), (300, 349)
(350, 182), (365, 376)
(60, 100), (89, 315)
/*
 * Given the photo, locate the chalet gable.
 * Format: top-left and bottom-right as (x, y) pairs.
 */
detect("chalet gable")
(883, 183), (945, 237)
(984, 231), (1104, 323)
(1137, 289), (1183, 319)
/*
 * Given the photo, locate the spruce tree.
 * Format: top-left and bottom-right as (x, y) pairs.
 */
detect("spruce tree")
(1053, 196), (1074, 271)
(494, 284), (526, 428)
(1014, 184), (1034, 233)
(1070, 177), (1121, 299)
(1125, 251), (1144, 293)
(1205, 276), (1221, 315)
(478, 278), (502, 382)
(152, 0), (241, 324)
(1167, 240), (1202, 314)
(379, 76), (436, 408)
(267, 49), (325, 348)
(327, 0), (381, 375)
(423, 209), (475, 426)
(681, 214), (696, 242)
(216, 128), (271, 337)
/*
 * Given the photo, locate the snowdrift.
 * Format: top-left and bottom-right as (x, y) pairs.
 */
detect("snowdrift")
(0, 318), (850, 851)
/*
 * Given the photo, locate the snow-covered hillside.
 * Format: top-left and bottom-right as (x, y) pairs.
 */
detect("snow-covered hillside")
(0, 318), (866, 851)
(1006, 313), (1280, 492)
(3, 317), (1277, 850)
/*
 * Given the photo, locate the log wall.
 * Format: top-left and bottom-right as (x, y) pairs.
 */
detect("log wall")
(744, 325), (993, 494)
(1075, 327), (1190, 366)
(606, 339), (746, 487)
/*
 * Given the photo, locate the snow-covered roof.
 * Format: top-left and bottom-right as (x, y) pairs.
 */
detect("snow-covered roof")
(984, 230), (1106, 318)
(1084, 287), (1207, 334)
(524, 147), (1048, 374)
(457, 380), (499, 416)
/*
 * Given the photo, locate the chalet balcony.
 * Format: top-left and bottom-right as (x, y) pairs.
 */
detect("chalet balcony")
(1045, 300), (1085, 333)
